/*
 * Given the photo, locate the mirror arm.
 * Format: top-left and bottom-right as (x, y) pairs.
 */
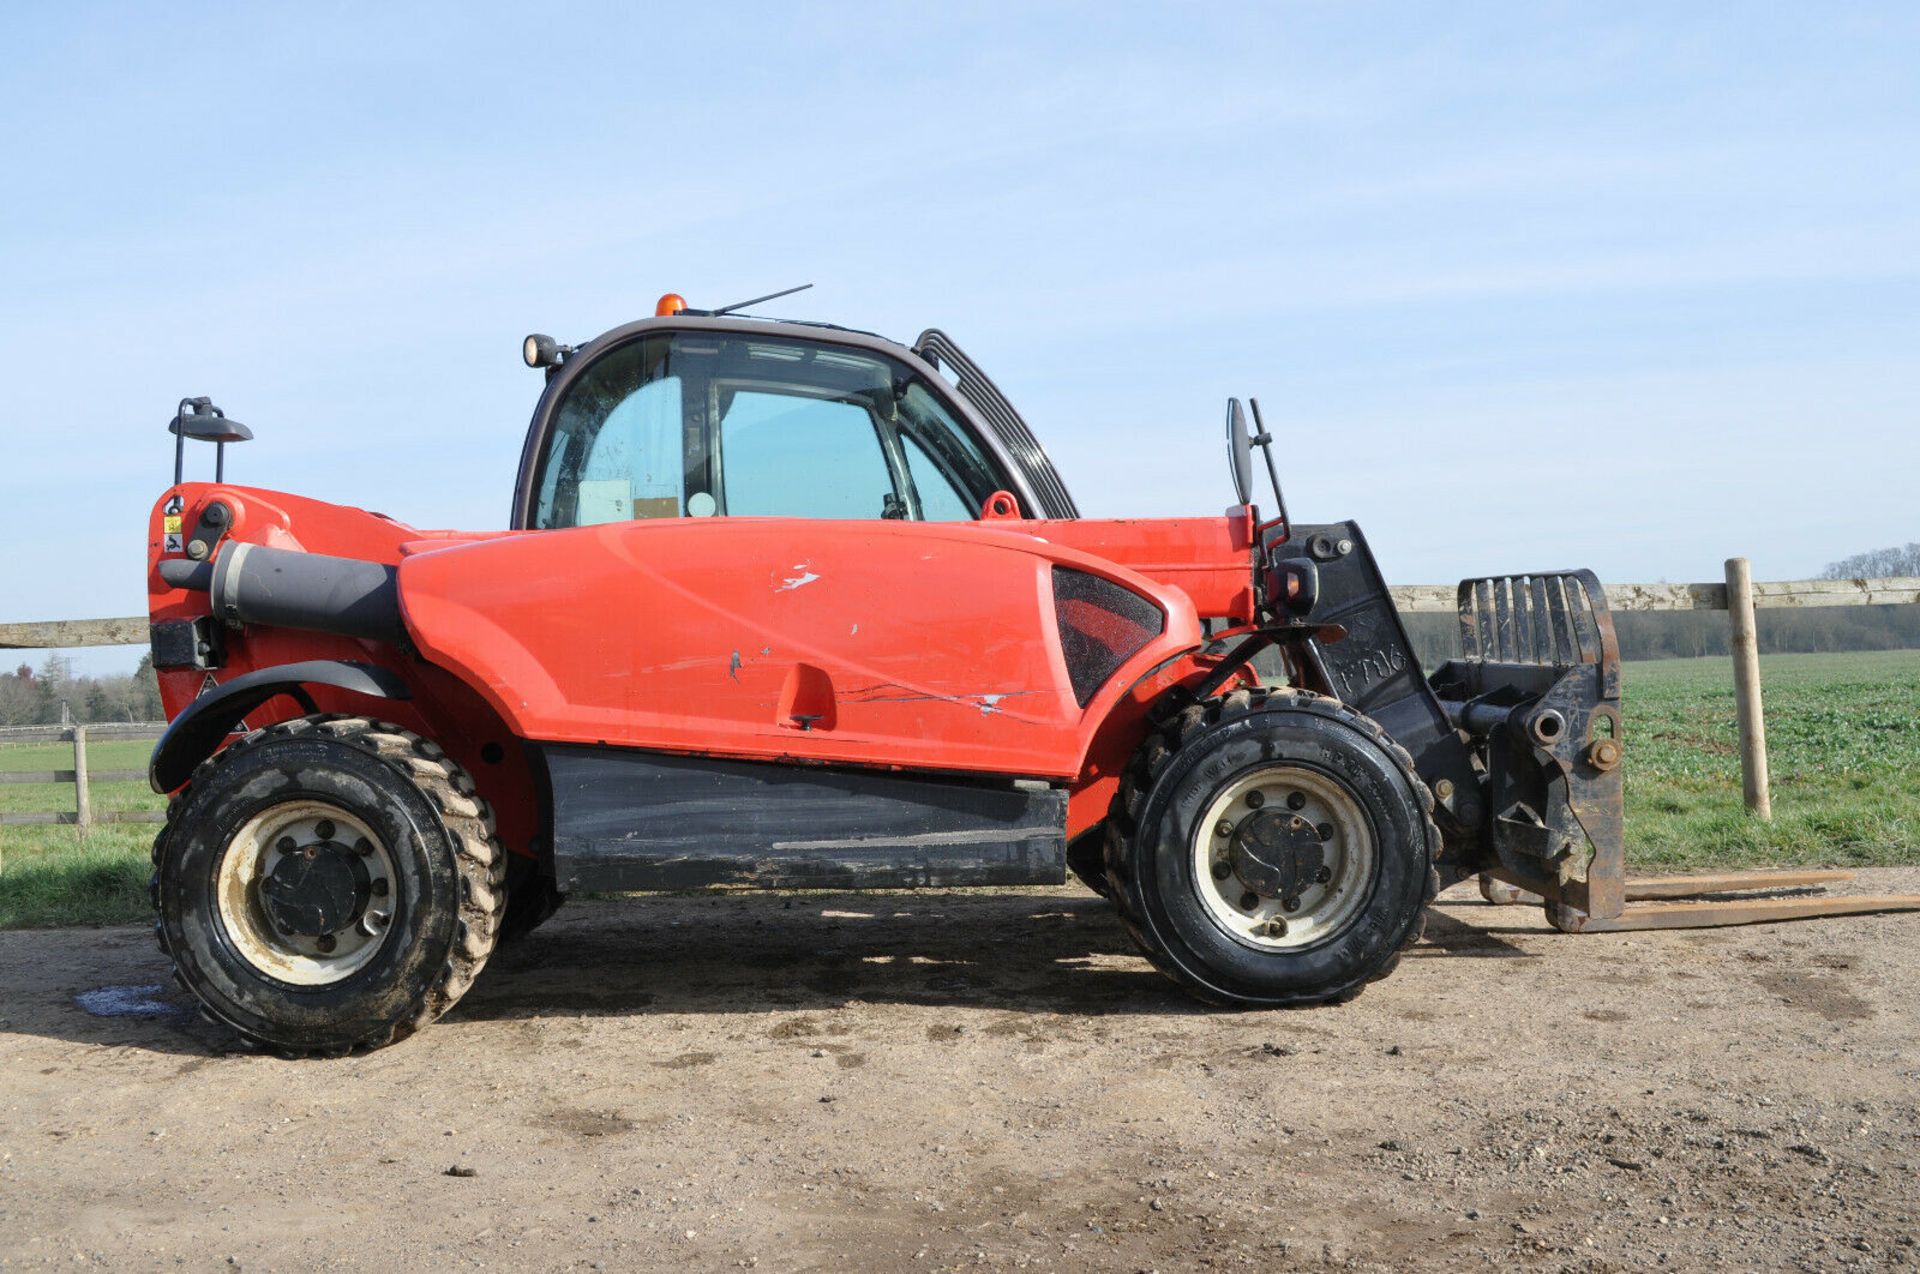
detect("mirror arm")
(1248, 398), (1289, 532)
(171, 397), (192, 487)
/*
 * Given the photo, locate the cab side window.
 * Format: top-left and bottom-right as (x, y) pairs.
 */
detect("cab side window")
(719, 391), (895, 519)
(577, 376), (684, 523)
(900, 433), (973, 521)
(534, 338), (690, 529)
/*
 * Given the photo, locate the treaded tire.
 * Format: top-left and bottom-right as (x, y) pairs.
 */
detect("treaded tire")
(1103, 688), (1439, 1007)
(150, 715), (506, 1055)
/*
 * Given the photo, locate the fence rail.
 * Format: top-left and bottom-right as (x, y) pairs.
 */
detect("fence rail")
(0, 721), (168, 743)
(0, 725), (165, 828)
(1386, 575), (1920, 613)
(3, 567), (1918, 825)
(0, 617), (146, 649)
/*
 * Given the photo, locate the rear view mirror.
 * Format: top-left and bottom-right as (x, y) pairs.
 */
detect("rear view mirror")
(1225, 397), (1253, 506)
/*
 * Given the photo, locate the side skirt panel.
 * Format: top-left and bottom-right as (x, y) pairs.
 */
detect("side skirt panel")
(543, 745), (1067, 892)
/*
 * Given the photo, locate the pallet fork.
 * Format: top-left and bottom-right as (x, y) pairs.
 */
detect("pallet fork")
(1428, 571), (1920, 933)
(1478, 869), (1920, 931)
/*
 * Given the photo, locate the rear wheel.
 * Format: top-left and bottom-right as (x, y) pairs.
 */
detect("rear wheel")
(151, 715), (505, 1055)
(1104, 689), (1438, 1006)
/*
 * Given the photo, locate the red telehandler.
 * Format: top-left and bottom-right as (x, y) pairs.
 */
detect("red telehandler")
(145, 291), (1920, 1054)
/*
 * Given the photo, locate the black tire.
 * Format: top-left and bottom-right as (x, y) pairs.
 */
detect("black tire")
(1103, 688), (1439, 1007)
(498, 854), (565, 943)
(150, 715), (506, 1055)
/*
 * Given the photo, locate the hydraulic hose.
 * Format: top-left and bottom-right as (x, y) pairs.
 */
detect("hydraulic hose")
(161, 543), (404, 644)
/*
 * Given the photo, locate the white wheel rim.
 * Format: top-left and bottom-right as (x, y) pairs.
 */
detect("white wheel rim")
(215, 800), (398, 986)
(1190, 766), (1376, 951)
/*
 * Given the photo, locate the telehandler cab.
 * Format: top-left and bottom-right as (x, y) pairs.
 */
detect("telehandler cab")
(145, 292), (1920, 1054)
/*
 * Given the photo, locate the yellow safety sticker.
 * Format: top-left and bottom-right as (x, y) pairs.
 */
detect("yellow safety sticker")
(163, 514), (183, 534)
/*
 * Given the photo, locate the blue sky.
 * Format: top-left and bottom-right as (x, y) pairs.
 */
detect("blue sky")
(3, 3), (1917, 673)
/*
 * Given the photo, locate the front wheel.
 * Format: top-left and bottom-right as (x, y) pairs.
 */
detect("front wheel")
(1104, 689), (1438, 1006)
(151, 715), (505, 1055)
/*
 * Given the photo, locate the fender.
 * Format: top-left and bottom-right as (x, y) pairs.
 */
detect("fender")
(148, 660), (412, 793)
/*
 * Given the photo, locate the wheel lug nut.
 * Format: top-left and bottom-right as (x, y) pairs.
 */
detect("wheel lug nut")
(1282, 896), (1301, 912)
(1215, 820), (1235, 839)
(1211, 861), (1232, 881)
(1315, 865), (1332, 884)
(1239, 892), (1259, 910)
(1316, 822), (1334, 842)
(314, 819), (336, 841)
(1245, 791), (1264, 810)
(1285, 792), (1306, 811)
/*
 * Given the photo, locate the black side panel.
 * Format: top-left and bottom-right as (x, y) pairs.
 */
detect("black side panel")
(913, 329), (1080, 518)
(544, 746), (1067, 892)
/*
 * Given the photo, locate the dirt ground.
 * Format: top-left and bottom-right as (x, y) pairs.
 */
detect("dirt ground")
(2, 870), (1917, 1273)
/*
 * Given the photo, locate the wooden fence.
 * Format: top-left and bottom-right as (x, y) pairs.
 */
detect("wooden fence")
(0, 725), (166, 828)
(3, 562), (1918, 824)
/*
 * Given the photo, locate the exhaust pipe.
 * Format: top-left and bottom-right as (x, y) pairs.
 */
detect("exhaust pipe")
(159, 543), (403, 643)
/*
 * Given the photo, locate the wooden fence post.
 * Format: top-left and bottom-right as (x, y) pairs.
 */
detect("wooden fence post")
(71, 725), (92, 831)
(1723, 558), (1772, 819)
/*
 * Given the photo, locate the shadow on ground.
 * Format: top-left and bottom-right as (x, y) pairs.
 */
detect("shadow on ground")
(8, 888), (1537, 1057)
(458, 889), (1188, 1023)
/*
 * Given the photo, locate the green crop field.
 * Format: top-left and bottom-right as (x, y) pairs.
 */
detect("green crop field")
(2, 650), (1917, 930)
(1621, 650), (1920, 867)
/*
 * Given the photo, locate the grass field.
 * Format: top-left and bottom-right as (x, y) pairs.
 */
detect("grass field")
(2, 650), (1917, 929)
(0, 738), (157, 929)
(1622, 649), (1920, 867)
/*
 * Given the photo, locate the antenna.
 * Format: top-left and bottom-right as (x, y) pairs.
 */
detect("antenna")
(710, 283), (813, 316)
(1247, 398), (1289, 530)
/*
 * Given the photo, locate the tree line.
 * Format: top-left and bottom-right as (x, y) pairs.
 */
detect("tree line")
(0, 655), (165, 727)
